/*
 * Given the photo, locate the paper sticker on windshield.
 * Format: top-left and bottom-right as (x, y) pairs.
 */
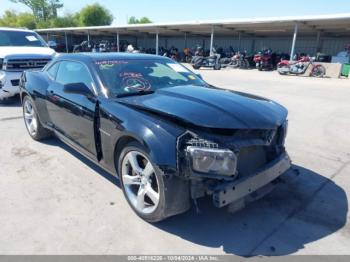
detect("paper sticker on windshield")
(26, 35), (38, 42)
(167, 63), (189, 73)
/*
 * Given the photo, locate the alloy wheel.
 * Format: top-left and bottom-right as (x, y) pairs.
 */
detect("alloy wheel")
(23, 99), (38, 137)
(121, 151), (160, 214)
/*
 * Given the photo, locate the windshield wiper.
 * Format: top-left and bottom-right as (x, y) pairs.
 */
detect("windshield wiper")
(116, 90), (155, 98)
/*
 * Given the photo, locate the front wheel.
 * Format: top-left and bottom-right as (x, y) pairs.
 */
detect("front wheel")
(277, 65), (289, 75)
(118, 142), (191, 223)
(22, 96), (52, 141)
(310, 65), (326, 77)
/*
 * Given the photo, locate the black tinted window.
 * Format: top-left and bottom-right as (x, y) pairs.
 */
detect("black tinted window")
(56, 61), (93, 90)
(47, 62), (60, 79)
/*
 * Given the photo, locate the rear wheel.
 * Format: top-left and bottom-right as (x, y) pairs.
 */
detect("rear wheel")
(192, 65), (201, 70)
(118, 142), (191, 223)
(22, 96), (52, 141)
(213, 63), (221, 70)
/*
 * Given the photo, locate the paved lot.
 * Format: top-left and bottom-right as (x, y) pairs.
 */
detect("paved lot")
(0, 69), (349, 256)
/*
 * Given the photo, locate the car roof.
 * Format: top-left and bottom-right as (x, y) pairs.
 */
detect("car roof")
(56, 53), (170, 63)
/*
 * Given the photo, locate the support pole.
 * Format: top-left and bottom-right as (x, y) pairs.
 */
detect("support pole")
(46, 33), (49, 42)
(65, 32), (68, 53)
(238, 32), (242, 51)
(315, 31), (321, 54)
(156, 31), (159, 56)
(184, 32), (188, 48)
(87, 30), (90, 42)
(290, 23), (298, 61)
(117, 32), (120, 52)
(210, 25), (215, 56)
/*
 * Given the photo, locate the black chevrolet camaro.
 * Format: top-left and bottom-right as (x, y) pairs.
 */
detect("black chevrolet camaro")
(20, 53), (291, 222)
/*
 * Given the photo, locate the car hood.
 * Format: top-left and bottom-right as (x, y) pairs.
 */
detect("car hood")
(0, 46), (56, 59)
(118, 86), (288, 129)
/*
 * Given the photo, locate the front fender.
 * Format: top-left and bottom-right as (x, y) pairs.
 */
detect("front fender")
(99, 99), (185, 175)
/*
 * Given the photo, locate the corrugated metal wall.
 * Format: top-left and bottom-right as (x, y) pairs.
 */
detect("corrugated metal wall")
(136, 36), (350, 55)
(60, 32), (350, 56)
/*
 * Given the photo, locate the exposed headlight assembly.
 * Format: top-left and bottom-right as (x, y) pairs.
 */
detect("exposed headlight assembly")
(187, 146), (237, 176)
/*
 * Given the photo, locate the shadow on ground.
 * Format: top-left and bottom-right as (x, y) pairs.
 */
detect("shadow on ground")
(42, 138), (120, 188)
(43, 138), (347, 256)
(156, 166), (348, 256)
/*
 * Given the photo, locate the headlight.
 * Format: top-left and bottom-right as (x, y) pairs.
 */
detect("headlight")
(187, 146), (237, 176)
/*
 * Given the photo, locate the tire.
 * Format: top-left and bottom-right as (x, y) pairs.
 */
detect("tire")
(277, 65), (289, 75)
(118, 142), (191, 223)
(192, 65), (201, 70)
(240, 60), (247, 69)
(22, 95), (52, 141)
(310, 65), (326, 77)
(213, 63), (221, 70)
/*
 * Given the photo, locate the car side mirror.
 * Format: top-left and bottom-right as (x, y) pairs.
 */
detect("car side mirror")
(63, 83), (94, 97)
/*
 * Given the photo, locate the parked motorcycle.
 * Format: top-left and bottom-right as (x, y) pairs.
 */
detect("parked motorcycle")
(182, 48), (193, 63)
(239, 51), (255, 69)
(277, 56), (326, 77)
(99, 40), (112, 52)
(254, 49), (275, 71)
(192, 48), (221, 70)
(73, 41), (94, 53)
(220, 51), (240, 68)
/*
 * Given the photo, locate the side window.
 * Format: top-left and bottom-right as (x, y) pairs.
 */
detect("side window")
(47, 62), (60, 79)
(56, 61), (94, 90)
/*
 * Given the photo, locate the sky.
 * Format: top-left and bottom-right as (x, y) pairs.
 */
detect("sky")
(1, 0), (350, 24)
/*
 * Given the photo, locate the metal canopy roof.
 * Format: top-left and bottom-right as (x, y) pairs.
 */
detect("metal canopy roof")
(36, 13), (350, 37)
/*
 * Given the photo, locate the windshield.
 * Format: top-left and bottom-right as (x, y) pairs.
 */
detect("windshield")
(0, 30), (47, 47)
(95, 59), (207, 97)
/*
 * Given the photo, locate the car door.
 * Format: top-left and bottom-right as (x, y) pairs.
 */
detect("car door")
(46, 60), (97, 156)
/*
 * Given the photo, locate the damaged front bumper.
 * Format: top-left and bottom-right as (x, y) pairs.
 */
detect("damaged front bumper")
(0, 71), (22, 100)
(212, 153), (291, 208)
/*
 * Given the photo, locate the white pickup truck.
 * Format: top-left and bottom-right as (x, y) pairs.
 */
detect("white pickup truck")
(0, 27), (56, 100)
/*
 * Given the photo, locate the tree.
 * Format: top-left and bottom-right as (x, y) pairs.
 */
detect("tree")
(10, 0), (63, 21)
(16, 12), (37, 29)
(47, 13), (79, 28)
(0, 10), (36, 29)
(78, 3), (113, 26)
(128, 16), (152, 24)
